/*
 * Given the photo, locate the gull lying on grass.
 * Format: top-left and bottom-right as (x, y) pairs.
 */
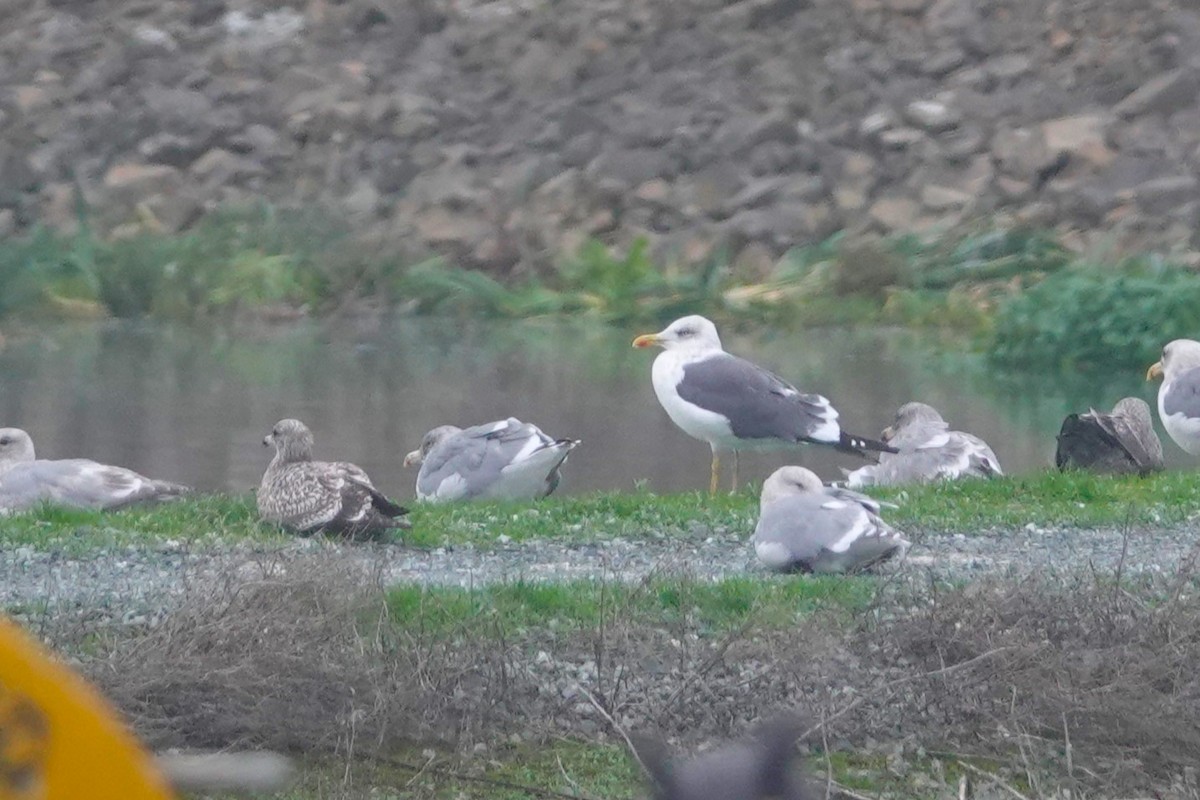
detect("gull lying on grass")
(1056, 397), (1164, 476)
(842, 401), (1001, 488)
(0, 427), (189, 513)
(1147, 339), (1200, 456)
(403, 418), (579, 502)
(258, 418), (408, 540)
(632, 315), (894, 495)
(631, 714), (813, 800)
(754, 466), (908, 574)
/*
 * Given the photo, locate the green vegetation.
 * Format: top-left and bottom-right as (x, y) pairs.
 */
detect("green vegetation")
(386, 574), (874, 637)
(3, 469), (1200, 554)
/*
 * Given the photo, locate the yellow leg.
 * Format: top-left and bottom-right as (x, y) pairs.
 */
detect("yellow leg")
(731, 451), (740, 493)
(709, 453), (721, 496)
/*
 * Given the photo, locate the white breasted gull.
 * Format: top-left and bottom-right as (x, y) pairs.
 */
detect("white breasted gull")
(753, 466), (908, 574)
(842, 401), (1002, 488)
(0, 427), (189, 514)
(258, 418), (408, 539)
(632, 315), (895, 494)
(1148, 339), (1200, 455)
(403, 418), (580, 502)
(1056, 397), (1164, 476)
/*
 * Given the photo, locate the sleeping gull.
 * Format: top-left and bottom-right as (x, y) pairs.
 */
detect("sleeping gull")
(753, 466), (908, 573)
(842, 401), (1002, 488)
(258, 418), (409, 539)
(1147, 338), (1200, 455)
(632, 315), (894, 494)
(402, 418), (580, 502)
(631, 714), (813, 800)
(1056, 397), (1164, 476)
(0, 427), (189, 513)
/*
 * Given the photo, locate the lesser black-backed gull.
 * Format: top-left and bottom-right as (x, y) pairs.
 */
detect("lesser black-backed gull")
(0, 427), (189, 513)
(1056, 397), (1164, 476)
(753, 466), (908, 573)
(632, 315), (894, 493)
(842, 401), (1001, 488)
(631, 714), (813, 800)
(258, 418), (408, 539)
(1147, 339), (1200, 455)
(403, 417), (579, 502)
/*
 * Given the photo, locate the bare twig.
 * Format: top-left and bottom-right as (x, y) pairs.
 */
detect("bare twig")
(955, 760), (1031, 800)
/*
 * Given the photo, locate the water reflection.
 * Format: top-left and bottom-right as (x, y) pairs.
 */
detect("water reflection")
(0, 318), (1181, 499)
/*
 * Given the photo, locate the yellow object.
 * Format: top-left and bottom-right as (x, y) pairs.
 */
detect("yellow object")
(0, 616), (173, 800)
(1147, 360), (1164, 381)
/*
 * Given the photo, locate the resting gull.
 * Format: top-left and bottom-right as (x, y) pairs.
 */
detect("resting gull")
(403, 418), (580, 502)
(1147, 338), (1200, 455)
(842, 401), (1002, 488)
(753, 466), (908, 573)
(0, 427), (189, 513)
(258, 418), (409, 539)
(631, 714), (813, 800)
(632, 315), (894, 494)
(1056, 397), (1164, 476)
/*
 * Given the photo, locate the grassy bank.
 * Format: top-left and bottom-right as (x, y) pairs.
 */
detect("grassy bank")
(4, 469), (1200, 553)
(4, 206), (1200, 369)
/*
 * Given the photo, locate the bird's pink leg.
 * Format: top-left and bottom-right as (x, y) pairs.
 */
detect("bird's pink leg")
(731, 451), (740, 493)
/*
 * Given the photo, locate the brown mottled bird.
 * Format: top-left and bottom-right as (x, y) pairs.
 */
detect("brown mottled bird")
(1055, 397), (1164, 476)
(257, 419), (409, 540)
(631, 715), (813, 800)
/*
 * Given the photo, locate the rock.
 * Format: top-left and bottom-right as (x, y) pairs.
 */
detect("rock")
(188, 148), (266, 186)
(1041, 115), (1115, 170)
(859, 110), (895, 137)
(903, 99), (961, 132)
(723, 176), (790, 213)
(137, 134), (209, 168)
(103, 163), (183, 199)
(1131, 175), (1199, 215)
(991, 126), (1050, 181)
(141, 87), (215, 129)
(920, 184), (972, 211)
(868, 196), (919, 230)
(985, 53), (1032, 81)
(880, 127), (925, 149)
(1114, 68), (1200, 118)
(0, 209), (14, 237)
(585, 149), (671, 191)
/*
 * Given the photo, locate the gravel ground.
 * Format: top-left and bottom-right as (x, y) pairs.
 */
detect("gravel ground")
(5, 522), (1199, 617)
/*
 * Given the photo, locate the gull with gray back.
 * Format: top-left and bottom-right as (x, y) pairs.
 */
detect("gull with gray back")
(1147, 339), (1200, 456)
(631, 714), (813, 800)
(754, 465), (908, 574)
(632, 315), (895, 494)
(403, 418), (580, 502)
(842, 401), (1002, 488)
(258, 418), (408, 539)
(1056, 397), (1164, 476)
(0, 427), (189, 514)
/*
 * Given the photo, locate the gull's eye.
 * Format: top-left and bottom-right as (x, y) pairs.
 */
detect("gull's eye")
(676, 327), (694, 338)
(0, 437), (9, 446)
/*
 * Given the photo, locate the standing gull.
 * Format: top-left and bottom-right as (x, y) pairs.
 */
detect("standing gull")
(258, 418), (408, 539)
(1056, 397), (1164, 476)
(1147, 338), (1200, 455)
(842, 401), (1002, 488)
(403, 418), (579, 502)
(0, 427), (189, 513)
(632, 315), (894, 494)
(753, 466), (908, 573)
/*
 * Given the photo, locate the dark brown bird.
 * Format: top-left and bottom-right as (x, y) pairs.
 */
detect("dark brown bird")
(630, 715), (813, 800)
(1055, 397), (1164, 476)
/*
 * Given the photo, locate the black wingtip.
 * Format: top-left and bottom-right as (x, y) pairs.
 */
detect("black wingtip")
(837, 431), (898, 458)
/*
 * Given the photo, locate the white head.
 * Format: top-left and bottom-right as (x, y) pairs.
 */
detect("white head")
(1148, 339), (1200, 382)
(760, 466), (824, 507)
(882, 402), (949, 443)
(263, 418), (315, 464)
(633, 315), (723, 355)
(0, 428), (35, 472)
(403, 425), (462, 467)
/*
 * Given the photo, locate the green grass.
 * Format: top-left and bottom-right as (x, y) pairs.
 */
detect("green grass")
(386, 574), (875, 637)
(1, 470), (1200, 554)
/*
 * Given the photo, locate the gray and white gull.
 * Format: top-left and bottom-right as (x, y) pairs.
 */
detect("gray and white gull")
(842, 401), (1002, 488)
(258, 418), (408, 539)
(633, 315), (894, 494)
(1056, 397), (1163, 475)
(753, 465), (908, 574)
(1147, 339), (1200, 456)
(0, 427), (189, 513)
(403, 418), (579, 502)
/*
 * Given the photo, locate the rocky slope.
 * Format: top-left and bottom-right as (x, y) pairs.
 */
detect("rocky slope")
(3, 0), (1200, 275)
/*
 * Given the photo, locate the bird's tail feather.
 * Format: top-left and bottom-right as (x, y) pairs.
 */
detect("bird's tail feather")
(836, 431), (898, 458)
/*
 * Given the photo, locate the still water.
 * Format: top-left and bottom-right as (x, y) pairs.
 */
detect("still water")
(0, 318), (1180, 499)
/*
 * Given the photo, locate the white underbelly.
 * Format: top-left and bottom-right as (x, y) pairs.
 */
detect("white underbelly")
(651, 355), (736, 449)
